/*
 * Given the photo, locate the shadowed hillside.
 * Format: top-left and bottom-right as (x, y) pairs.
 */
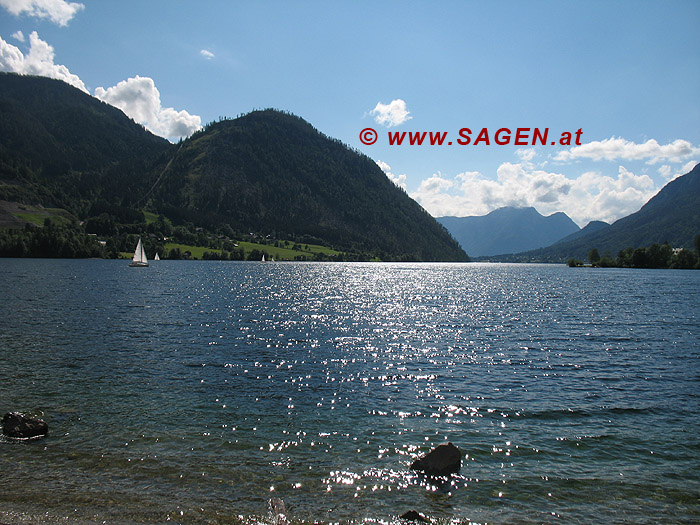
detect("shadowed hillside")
(0, 74), (467, 261)
(148, 110), (467, 261)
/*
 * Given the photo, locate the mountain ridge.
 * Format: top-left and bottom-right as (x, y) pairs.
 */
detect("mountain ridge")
(554, 220), (610, 246)
(0, 73), (467, 261)
(0, 72), (173, 215)
(489, 164), (700, 262)
(147, 110), (467, 260)
(438, 206), (580, 257)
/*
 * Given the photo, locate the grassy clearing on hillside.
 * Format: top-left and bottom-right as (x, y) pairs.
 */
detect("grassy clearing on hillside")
(143, 211), (159, 224)
(159, 240), (344, 261)
(238, 240), (342, 260)
(12, 205), (74, 226)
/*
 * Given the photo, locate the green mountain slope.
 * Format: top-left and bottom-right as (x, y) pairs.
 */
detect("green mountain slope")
(0, 74), (466, 261)
(146, 110), (467, 260)
(0, 73), (173, 215)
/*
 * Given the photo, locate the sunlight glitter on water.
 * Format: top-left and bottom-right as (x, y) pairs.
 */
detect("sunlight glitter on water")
(1, 261), (699, 523)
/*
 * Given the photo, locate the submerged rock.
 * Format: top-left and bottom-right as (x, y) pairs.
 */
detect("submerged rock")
(2, 412), (49, 439)
(410, 442), (461, 476)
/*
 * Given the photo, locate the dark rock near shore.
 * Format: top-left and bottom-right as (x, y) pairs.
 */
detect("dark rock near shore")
(410, 442), (461, 476)
(400, 510), (430, 522)
(2, 412), (49, 439)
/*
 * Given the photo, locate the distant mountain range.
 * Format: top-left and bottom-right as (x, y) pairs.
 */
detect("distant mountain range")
(0, 73), (467, 261)
(481, 163), (699, 262)
(438, 207), (580, 257)
(438, 162), (699, 262)
(518, 163), (700, 261)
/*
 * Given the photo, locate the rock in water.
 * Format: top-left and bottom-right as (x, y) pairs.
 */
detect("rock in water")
(400, 510), (430, 522)
(2, 412), (49, 439)
(410, 442), (461, 476)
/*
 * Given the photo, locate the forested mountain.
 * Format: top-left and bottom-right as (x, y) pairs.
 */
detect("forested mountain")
(0, 73), (172, 216)
(147, 110), (465, 260)
(493, 163), (700, 262)
(438, 206), (580, 257)
(0, 73), (467, 261)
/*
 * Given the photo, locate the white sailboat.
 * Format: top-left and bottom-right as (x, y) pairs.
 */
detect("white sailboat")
(262, 254), (266, 262)
(129, 237), (149, 267)
(154, 252), (160, 261)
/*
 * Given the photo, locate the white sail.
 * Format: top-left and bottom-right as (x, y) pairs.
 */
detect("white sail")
(262, 254), (266, 262)
(154, 252), (160, 261)
(130, 237), (149, 267)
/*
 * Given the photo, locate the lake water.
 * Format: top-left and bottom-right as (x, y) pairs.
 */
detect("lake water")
(0, 260), (698, 524)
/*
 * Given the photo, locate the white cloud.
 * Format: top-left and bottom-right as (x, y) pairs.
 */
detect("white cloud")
(94, 75), (201, 140)
(419, 172), (453, 193)
(0, 0), (84, 26)
(376, 160), (407, 190)
(0, 32), (201, 141)
(376, 160), (391, 172)
(659, 160), (698, 182)
(11, 30), (24, 42)
(657, 165), (672, 179)
(680, 160), (698, 177)
(200, 49), (214, 60)
(370, 99), (411, 127)
(0, 31), (87, 92)
(516, 148), (537, 161)
(411, 162), (658, 226)
(555, 136), (700, 164)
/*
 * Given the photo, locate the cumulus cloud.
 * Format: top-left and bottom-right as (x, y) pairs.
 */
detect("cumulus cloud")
(94, 75), (201, 141)
(370, 99), (411, 127)
(658, 160), (698, 182)
(200, 49), (214, 60)
(516, 148), (537, 161)
(411, 162), (658, 227)
(0, 31), (87, 92)
(0, 31), (201, 141)
(0, 0), (84, 26)
(376, 160), (407, 190)
(680, 160), (698, 176)
(419, 172), (453, 194)
(555, 136), (700, 164)
(11, 30), (24, 42)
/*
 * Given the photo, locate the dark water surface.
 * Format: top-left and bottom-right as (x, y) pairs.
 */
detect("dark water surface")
(1, 260), (698, 523)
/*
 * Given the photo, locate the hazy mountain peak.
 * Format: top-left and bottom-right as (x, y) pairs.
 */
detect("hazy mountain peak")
(438, 206), (579, 257)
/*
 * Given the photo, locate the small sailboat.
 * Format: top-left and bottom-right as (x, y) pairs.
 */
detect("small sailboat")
(154, 252), (160, 261)
(129, 237), (149, 267)
(261, 254), (266, 262)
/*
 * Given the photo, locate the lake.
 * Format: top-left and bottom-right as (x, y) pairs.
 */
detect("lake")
(0, 260), (698, 523)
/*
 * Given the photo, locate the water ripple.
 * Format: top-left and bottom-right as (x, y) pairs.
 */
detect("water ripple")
(0, 260), (698, 523)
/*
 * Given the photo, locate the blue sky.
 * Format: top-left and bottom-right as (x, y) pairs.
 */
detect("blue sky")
(1, 1), (699, 227)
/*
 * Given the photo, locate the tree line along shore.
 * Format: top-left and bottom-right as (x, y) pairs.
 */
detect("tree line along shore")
(0, 215), (380, 262)
(568, 236), (700, 270)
